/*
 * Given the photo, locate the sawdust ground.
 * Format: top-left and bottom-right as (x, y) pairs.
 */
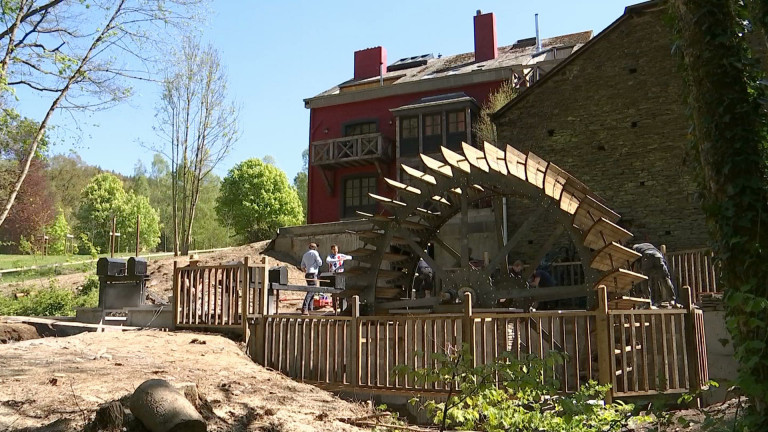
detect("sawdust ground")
(0, 331), (374, 432)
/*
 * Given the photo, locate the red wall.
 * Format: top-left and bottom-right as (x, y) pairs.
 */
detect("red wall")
(308, 80), (507, 224)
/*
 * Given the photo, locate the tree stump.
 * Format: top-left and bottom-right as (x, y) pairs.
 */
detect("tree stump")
(129, 379), (206, 432)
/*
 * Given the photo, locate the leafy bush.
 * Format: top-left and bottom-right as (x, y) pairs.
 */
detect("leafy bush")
(0, 279), (98, 316)
(395, 344), (634, 432)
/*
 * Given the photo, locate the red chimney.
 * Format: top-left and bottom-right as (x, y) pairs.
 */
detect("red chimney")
(473, 11), (497, 63)
(354, 46), (387, 81)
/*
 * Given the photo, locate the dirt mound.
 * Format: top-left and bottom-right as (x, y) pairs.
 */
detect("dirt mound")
(0, 331), (372, 431)
(0, 321), (40, 343)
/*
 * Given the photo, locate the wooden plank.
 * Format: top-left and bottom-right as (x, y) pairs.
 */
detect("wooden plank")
(583, 218), (634, 250)
(484, 141), (508, 175)
(369, 193), (407, 208)
(596, 269), (647, 295)
(543, 163), (569, 201)
(421, 154), (453, 177)
(462, 142), (490, 172)
(401, 163), (437, 185)
(525, 151), (547, 189)
(609, 296), (652, 310)
(573, 195), (621, 232)
(384, 177), (422, 195)
(505, 144), (527, 180)
(590, 242), (642, 272)
(441, 145), (471, 173)
(559, 180), (586, 215)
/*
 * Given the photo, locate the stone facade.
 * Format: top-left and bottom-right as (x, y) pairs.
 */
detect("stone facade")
(495, 3), (709, 251)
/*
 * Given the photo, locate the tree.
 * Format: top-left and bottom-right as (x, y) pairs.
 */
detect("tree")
(75, 173), (127, 251)
(475, 80), (518, 144)
(671, 0), (768, 424)
(46, 152), (103, 221)
(0, 158), (55, 253)
(293, 148), (308, 223)
(154, 37), (239, 255)
(0, 0), (205, 230)
(215, 158), (302, 242)
(46, 208), (71, 255)
(117, 192), (161, 253)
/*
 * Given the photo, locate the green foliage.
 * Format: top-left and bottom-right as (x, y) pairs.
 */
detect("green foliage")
(670, 1), (768, 425)
(0, 280), (97, 317)
(75, 173), (161, 253)
(395, 345), (634, 432)
(18, 235), (34, 255)
(215, 158), (303, 242)
(293, 171), (308, 223)
(77, 233), (99, 257)
(474, 80), (518, 144)
(46, 209), (71, 255)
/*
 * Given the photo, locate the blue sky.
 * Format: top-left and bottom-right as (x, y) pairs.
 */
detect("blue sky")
(14, 1), (632, 182)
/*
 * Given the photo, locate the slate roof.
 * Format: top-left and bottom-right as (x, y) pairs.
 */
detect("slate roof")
(309, 31), (593, 100)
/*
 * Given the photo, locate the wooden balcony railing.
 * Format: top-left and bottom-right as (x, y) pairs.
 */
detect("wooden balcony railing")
(311, 133), (392, 168)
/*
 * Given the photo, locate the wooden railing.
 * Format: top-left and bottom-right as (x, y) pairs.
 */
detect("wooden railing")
(311, 133), (391, 167)
(173, 257), (268, 337)
(248, 286), (707, 401)
(666, 248), (719, 302)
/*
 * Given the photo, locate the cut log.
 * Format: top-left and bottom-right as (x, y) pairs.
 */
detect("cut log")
(129, 379), (206, 432)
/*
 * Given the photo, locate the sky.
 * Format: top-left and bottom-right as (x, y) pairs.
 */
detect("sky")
(14, 1), (632, 183)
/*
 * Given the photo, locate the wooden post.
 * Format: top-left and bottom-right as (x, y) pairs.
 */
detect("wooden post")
(462, 292), (475, 361)
(347, 295), (360, 387)
(135, 213), (140, 257)
(253, 256), (269, 365)
(595, 285), (613, 404)
(681, 286), (702, 406)
(172, 260), (180, 328)
(241, 256), (250, 343)
(259, 256), (269, 316)
(110, 215), (116, 258)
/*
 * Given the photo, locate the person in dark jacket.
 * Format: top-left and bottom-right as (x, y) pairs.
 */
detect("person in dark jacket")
(632, 243), (677, 306)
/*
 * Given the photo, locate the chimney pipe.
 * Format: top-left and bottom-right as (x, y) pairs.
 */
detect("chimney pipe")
(535, 14), (541, 52)
(473, 11), (498, 63)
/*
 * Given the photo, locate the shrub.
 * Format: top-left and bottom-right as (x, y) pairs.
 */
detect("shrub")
(395, 344), (635, 432)
(0, 279), (99, 316)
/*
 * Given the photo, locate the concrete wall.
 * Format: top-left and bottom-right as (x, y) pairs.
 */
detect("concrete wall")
(495, 6), (709, 251)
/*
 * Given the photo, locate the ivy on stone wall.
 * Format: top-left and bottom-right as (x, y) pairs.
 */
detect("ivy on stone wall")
(670, 0), (768, 426)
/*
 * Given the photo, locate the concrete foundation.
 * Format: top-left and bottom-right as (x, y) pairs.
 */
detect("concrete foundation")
(75, 305), (174, 329)
(702, 310), (738, 405)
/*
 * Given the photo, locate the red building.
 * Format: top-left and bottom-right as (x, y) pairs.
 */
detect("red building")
(304, 11), (592, 224)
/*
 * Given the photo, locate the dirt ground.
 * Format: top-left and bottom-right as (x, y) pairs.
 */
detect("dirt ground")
(0, 329), (376, 432)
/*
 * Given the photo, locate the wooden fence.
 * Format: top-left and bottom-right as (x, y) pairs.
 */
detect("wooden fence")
(173, 256), (268, 336)
(666, 248), (719, 302)
(248, 286), (707, 400)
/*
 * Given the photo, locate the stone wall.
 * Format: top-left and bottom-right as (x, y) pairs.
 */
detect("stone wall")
(495, 6), (709, 251)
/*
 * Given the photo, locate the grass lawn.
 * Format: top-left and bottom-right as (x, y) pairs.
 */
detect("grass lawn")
(0, 252), (142, 270)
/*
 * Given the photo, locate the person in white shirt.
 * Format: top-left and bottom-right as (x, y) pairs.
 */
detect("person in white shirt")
(326, 244), (353, 273)
(300, 242), (322, 315)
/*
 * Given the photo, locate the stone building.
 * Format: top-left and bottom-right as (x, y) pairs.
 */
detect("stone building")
(493, 0), (708, 252)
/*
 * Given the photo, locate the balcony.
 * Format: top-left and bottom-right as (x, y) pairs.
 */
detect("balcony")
(311, 133), (392, 169)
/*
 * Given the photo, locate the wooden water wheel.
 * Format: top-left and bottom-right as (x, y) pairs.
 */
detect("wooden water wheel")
(342, 142), (648, 314)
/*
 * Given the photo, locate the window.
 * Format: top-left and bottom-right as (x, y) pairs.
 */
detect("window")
(345, 121), (377, 136)
(400, 116), (419, 156)
(447, 111), (465, 133)
(447, 110), (466, 149)
(343, 176), (377, 217)
(423, 113), (442, 153)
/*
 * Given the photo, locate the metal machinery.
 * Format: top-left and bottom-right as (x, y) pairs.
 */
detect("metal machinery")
(96, 257), (149, 309)
(339, 143), (650, 314)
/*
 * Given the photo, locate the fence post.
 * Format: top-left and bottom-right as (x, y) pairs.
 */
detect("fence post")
(595, 285), (613, 404)
(681, 285), (703, 405)
(172, 260), (180, 327)
(462, 292), (475, 361)
(254, 256), (269, 365)
(348, 295), (360, 387)
(241, 256), (250, 343)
